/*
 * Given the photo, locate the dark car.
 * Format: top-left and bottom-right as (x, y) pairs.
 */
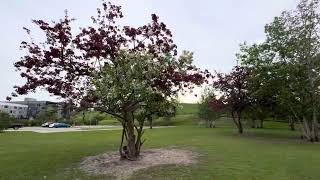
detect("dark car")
(8, 124), (24, 130)
(49, 123), (71, 128)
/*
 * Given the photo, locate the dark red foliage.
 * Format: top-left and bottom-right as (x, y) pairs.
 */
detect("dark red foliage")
(12, 1), (209, 103)
(14, 11), (92, 100)
(208, 97), (227, 113)
(213, 66), (250, 114)
(212, 66), (250, 133)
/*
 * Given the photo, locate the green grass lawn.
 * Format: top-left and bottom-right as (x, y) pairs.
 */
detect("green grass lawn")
(1, 119), (320, 180)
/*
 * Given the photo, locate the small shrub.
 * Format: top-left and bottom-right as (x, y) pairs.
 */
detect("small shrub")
(198, 88), (223, 128)
(73, 111), (115, 125)
(0, 112), (13, 132)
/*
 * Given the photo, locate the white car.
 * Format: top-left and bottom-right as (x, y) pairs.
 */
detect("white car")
(41, 122), (53, 127)
(48, 123), (58, 128)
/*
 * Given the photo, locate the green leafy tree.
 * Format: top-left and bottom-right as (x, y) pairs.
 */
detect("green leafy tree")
(0, 112), (13, 132)
(264, 0), (320, 141)
(198, 88), (221, 128)
(36, 105), (59, 123)
(90, 50), (206, 159)
(72, 110), (111, 125)
(239, 0), (320, 141)
(238, 43), (278, 129)
(136, 93), (177, 129)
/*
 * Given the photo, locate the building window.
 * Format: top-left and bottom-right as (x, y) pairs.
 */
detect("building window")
(14, 106), (17, 109)
(4, 105), (8, 108)
(19, 107), (22, 109)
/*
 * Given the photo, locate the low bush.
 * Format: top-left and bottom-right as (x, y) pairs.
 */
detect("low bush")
(73, 111), (116, 125)
(0, 112), (13, 132)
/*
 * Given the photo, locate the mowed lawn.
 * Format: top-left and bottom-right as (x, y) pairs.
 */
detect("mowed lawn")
(1, 118), (320, 180)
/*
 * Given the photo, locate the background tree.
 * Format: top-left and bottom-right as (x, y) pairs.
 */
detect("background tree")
(139, 94), (177, 129)
(238, 43), (278, 129)
(265, 0), (320, 141)
(198, 88), (222, 128)
(72, 110), (109, 125)
(36, 105), (59, 123)
(0, 112), (13, 132)
(11, 1), (209, 159)
(213, 66), (250, 134)
(239, 0), (320, 141)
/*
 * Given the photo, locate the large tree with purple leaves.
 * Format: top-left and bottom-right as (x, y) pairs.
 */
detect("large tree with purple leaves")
(11, 1), (209, 159)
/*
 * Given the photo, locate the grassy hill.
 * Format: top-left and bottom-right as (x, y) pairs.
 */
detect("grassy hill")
(176, 103), (199, 115)
(99, 103), (200, 126)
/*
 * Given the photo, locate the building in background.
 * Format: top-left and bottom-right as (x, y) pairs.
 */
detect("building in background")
(6, 98), (64, 120)
(0, 102), (28, 119)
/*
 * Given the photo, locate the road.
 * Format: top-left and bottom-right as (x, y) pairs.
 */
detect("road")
(5, 125), (174, 133)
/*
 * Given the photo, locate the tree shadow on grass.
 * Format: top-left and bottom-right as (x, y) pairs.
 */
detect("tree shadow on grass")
(215, 127), (311, 145)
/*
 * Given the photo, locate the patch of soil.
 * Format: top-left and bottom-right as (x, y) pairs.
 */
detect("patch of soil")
(79, 149), (198, 179)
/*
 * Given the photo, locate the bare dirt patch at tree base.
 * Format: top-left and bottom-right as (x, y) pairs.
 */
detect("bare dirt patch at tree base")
(79, 149), (199, 179)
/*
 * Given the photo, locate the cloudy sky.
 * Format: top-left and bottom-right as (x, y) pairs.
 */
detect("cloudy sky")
(0, 0), (298, 103)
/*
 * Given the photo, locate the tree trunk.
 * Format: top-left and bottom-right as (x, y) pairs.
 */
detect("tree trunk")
(231, 112), (238, 127)
(251, 119), (256, 128)
(118, 111), (145, 160)
(135, 123), (145, 157)
(312, 107), (319, 142)
(206, 120), (215, 128)
(148, 116), (153, 129)
(238, 117), (243, 134)
(119, 123), (126, 159)
(232, 111), (243, 133)
(210, 120), (216, 128)
(125, 112), (137, 159)
(307, 58), (319, 142)
(289, 116), (295, 131)
(301, 116), (313, 141)
(259, 119), (264, 129)
(235, 111), (243, 134)
(206, 120), (211, 128)
(82, 111), (86, 125)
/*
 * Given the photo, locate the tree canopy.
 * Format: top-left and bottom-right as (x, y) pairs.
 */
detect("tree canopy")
(238, 0), (320, 141)
(11, 1), (210, 159)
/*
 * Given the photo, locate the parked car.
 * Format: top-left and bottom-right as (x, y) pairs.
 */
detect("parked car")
(8, 123), (24, 130)
(41, 122), (53, 127)
(49, 123), (71, 128)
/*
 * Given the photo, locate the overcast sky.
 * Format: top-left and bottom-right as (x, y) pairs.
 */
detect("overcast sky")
(0, 0), (298, 103)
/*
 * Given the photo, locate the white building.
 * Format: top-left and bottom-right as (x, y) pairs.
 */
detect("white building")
(0, 102), (28, 119)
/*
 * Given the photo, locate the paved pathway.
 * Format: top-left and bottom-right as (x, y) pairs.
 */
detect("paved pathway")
(5, 125), (175, 133)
